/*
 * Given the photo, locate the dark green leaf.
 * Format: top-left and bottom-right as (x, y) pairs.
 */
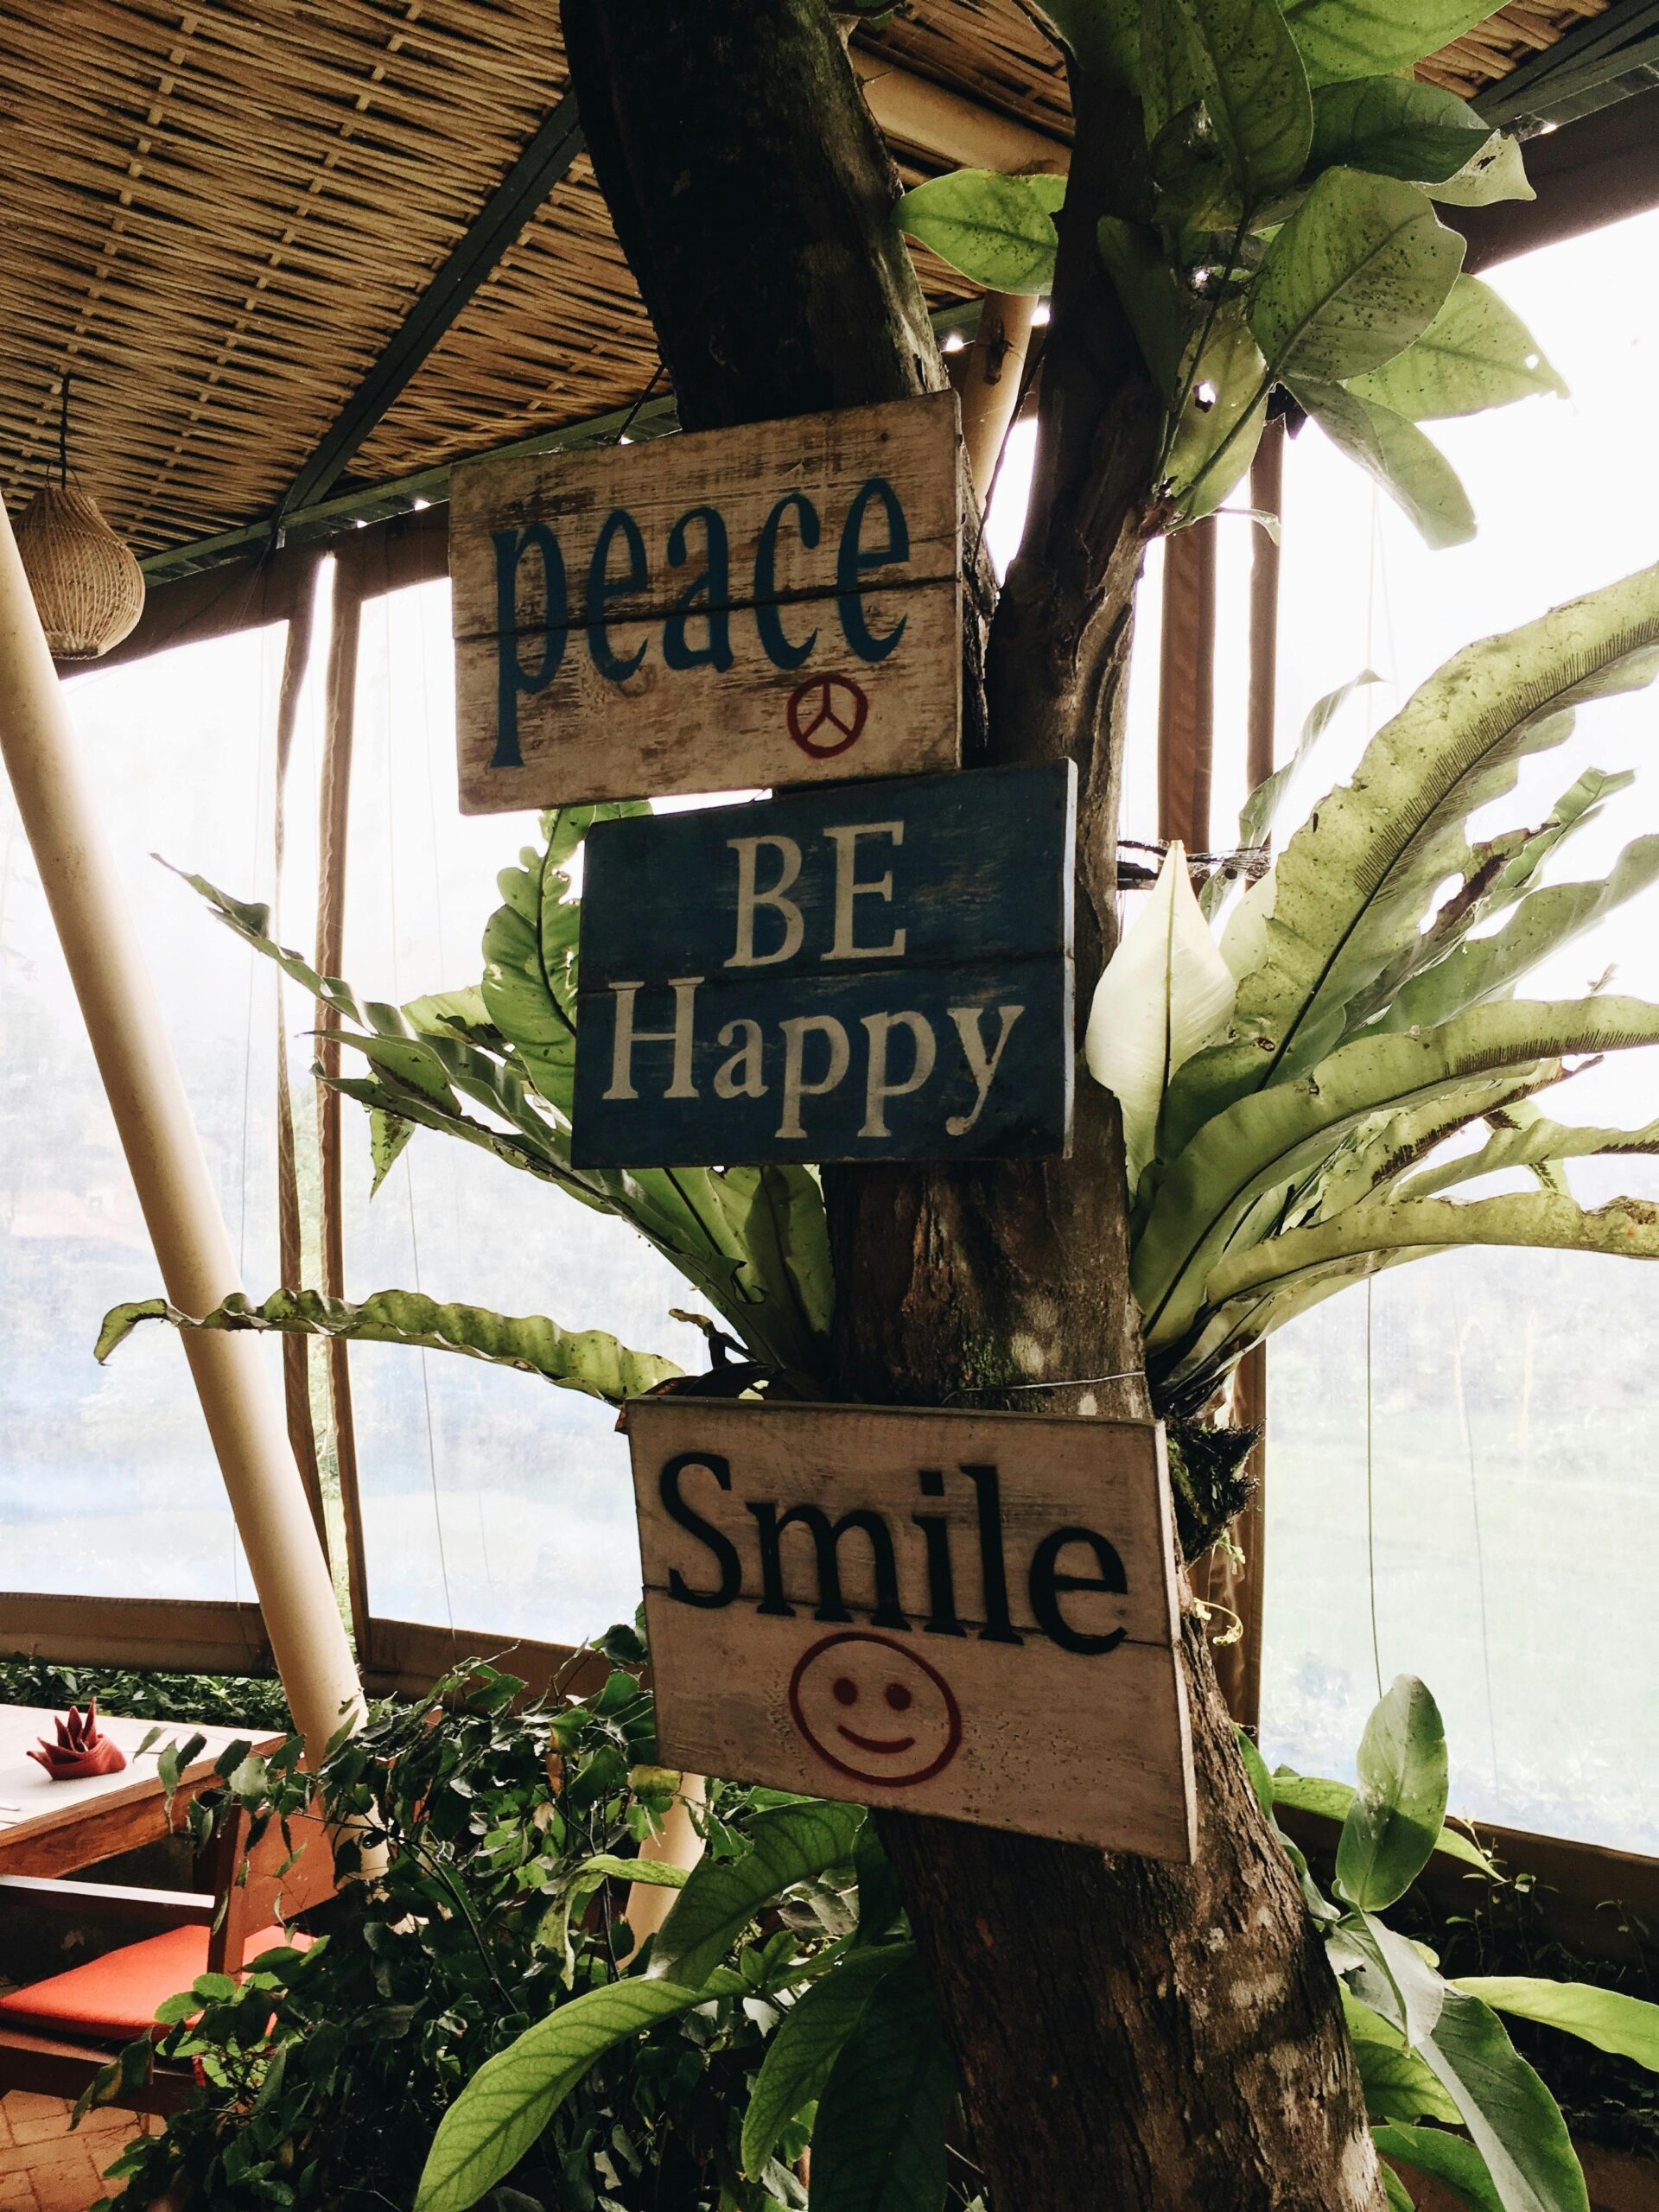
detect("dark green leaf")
(1308, 78), (1492, 185)
(415, 1982), (706, 2212)
(650, 1802), (866, 1991)
(1374, 2126), (1503, 2212)
(1290, 378), (1473, 549)
(896, 170), (1065, 296)
(807, 1954), (957, 2212)
(1337, 1675), (1449, 1910)
(741, 1942), (915, 2177)
(1283, 0), (1499, 86)
(1142, 0), (1313, 207)
(1251, 168), (1463, 383)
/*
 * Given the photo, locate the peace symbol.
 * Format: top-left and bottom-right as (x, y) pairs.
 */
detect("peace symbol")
(786, 672), (869, 759)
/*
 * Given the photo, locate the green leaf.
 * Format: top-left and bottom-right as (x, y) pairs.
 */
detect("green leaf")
(415, 1981), (705, 2212)
(1348, 276), (1565, 420)
(650, 1802), (866, 1991)
(96, 1287), (681, 1406)
(741, 1942), (915, 2177)
(369, 1109), (415, 1196)
(1291, 377), (1474, 549)
(575, 1853), (689, 1890)
(807, 1954), (957, 2212)
(1088, 841), (1236, 1192)
(1236, 1726), (1274, 1816)
(1308, 77), (1494, 185)
(1166, 305), (1272, 518)
(1431, 132), (1535, 209)
(1238, 667), (1383, 850)
(1380, 2158), (1421, 2212)
(1418, 1988), (1589, 2212)
(1098, 217), (1190, 399)
(1142, 0), (1313, 207)
(1374, 2124), (1505, 2212)
(1455, 1980), (1659, 2074)
(1250, 168), (1463, 384)
(1335, 1910), (1446, 2050)
(1271, 1770), (1496, 1877)
(895, 170), (1065, 296)
(1282, 0), (1499, 86)
(1345, 1991), (1461, 2125)
(1338, 1676), (1448, 1910)
(1026, 0), (1141, 87)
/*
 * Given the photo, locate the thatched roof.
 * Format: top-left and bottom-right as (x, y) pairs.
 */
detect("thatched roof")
(0, 0), (1641, 571)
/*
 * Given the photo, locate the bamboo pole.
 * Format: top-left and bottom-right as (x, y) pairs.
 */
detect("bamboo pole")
(957, 291), (1039, 506)
(0, 488), (362, 1763)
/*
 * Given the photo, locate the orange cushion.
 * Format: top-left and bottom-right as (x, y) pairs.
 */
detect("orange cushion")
(0, 1923), (304, 2042)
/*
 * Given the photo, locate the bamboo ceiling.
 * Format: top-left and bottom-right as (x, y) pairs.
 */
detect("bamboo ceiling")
(0, 0), (1618, 561)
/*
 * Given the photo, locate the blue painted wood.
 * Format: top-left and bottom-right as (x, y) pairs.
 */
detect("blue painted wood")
(571, 760), (1075, 1166)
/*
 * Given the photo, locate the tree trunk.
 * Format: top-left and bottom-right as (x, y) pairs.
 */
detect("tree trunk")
(563, 6), (1383, 2206)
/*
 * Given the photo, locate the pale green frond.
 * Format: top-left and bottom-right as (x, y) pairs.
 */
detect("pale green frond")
(1364, 840), (1659, 1037)
(96, 1288), (683, 1405)
(1135, 995), (1659, 1347)
(1397, 1102), (1659, 1202)
(1160, 563), (1659, 1161)
(1204, 1191), (1659, 1315)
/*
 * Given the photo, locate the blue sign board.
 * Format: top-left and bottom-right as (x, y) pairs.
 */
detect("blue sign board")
(570, 761), (1075, 1166)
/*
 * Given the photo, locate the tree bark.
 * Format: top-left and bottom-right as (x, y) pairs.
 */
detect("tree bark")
(563, 6), (1383, 2207)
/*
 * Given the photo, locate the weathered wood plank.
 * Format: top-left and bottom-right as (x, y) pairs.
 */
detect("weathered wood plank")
(627, 1401), (1197, 1859)
(449, 394), (964, 811)
(451, 397), (963, 637)
(571, 761), (1076, 1166)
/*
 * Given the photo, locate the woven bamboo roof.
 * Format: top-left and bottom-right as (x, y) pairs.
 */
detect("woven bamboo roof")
(0, 0), (1621, 563)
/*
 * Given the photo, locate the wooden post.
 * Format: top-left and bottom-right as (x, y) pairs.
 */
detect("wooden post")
(622, 1774), (707, 1956)
(0, 490), (362, 1763)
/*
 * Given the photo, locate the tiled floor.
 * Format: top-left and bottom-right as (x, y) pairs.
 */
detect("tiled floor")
(0, 2094), (155, 2212)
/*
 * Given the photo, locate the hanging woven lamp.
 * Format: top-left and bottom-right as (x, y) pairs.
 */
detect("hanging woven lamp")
(14, 378), (144, 661)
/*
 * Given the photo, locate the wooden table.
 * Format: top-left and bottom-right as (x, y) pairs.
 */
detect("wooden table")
(0, 1707), (276, 1878)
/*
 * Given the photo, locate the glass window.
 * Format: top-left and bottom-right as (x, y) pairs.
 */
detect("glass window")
(340, 579), (690, 1644)
(0, 626), (290, 1604)
(1261, 207), (1659, 1854)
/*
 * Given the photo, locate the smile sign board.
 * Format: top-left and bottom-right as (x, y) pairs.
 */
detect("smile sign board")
(570, 760), (1075, 1167)
(628, 1401), (1197, 1859)
(449, 393), (963, 814)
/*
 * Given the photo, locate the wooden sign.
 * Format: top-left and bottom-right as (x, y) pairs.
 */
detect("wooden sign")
(628, 1401), (1197, 1859)
(570, 760), (1076, 1167)
(450, 394), (963, 814)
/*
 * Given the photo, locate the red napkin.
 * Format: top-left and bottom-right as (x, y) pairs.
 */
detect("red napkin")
(28, 1700), (128, 1781)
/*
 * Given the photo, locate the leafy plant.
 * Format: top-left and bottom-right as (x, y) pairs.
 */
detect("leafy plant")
(0, 1655), (292, 1734)
(898, 0), (1562, 538)
(1083, 561), (1659, 1433)
(94, 1645), (827, 2212)
(99, 805), (834, 1409)
(410, 1674), (1658, 2212)
(100, 561), (1659, 1581)
(1243, 1676), (1659, 2212)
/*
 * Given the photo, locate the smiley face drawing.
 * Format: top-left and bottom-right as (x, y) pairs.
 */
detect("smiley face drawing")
(786, 1631), (963, 1788)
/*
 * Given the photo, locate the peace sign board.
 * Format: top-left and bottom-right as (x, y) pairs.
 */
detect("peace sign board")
(628, 1400), (1198, 1859)
(570, 760), (1074, 1167)
(449, 393), (963, 813)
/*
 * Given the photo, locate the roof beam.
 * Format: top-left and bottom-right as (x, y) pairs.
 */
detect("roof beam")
(275, 90), (586, 522)
(1476, 0), (1659, 126)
